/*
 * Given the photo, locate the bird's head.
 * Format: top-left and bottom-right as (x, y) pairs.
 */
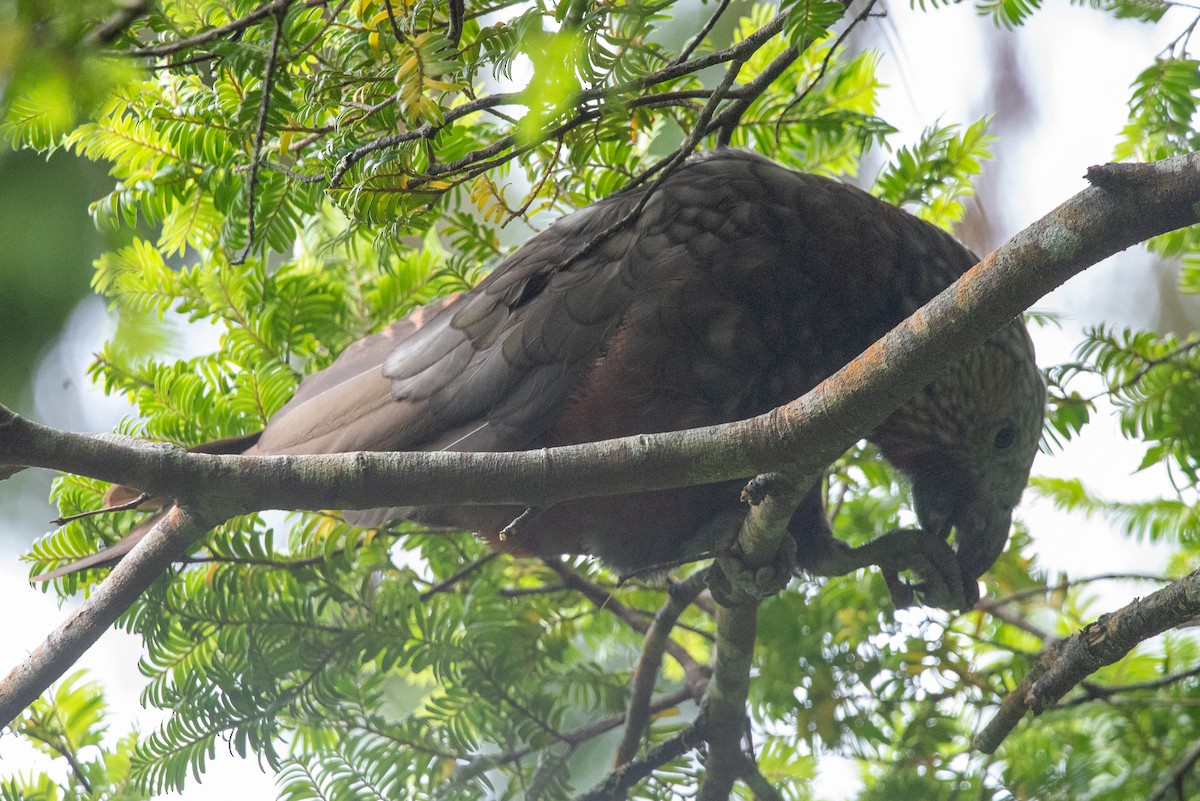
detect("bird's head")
(870, 321), (1045, 592)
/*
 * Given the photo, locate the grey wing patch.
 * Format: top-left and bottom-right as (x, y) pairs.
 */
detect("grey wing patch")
(251, 294), (463, 456)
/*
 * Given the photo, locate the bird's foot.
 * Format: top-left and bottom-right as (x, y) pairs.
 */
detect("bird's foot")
(799, 527), (975, 612)
(709, 534), (797, 607)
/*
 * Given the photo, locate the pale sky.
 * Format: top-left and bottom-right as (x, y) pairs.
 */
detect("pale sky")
(0, 3), (1193, 798)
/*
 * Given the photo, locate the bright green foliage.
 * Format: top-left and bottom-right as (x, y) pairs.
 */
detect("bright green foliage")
(3, 672), (143, 801)
(721, 7), (896, 177)
(873, 118), (995, 231)
(911, 0), (1168, 28)
(1039, 325), (1200, 554)
(1118, 59), (1200, 163)
(0, 0), (1199, 799)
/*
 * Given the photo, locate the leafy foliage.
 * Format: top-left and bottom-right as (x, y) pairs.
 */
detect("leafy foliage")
(1, 0), (1199, 799)
(3, 672), (141, 801)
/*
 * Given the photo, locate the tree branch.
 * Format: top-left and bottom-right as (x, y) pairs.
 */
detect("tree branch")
(417, 553), (498, 601)
(124, 0), (297, 58)
(1149, 737), (1200, 801)
(615, 571), (709, 766)
(976, 565), (1200, 754)
(1060, 662), (1200, 708)
(450, 687), (695, 788)
(696, 600), (757, 800)
(0, 505), (218, 726)
(6, 155), (1196, 530)
(576, 724), (705, 801)
(545, 561), (709, 695)
(84, 0), (151, 46)
(974, 596), (1053, 640)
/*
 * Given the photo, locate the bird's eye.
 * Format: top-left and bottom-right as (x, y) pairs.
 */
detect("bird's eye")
(993, 423), (1017, 451)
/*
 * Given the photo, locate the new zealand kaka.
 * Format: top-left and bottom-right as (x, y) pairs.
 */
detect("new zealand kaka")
(36, 150), (1046, 602)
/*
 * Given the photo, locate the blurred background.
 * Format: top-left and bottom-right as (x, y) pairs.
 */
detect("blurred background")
(1, 1), (1199, 797)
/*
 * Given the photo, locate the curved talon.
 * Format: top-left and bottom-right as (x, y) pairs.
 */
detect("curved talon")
(873, 528), (970, 611)
(740, 472), (784, 506)
(706, 564), (745, 608)
(801, 527), (974, 611)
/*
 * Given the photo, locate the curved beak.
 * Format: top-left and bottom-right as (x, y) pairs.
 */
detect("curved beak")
(912, 467), (1013, 589)
(950, 505), (1013, 585)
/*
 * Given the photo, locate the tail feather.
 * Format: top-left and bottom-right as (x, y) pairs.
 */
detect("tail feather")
(31, 509), (169, 582)
(37, 295), (462, 581)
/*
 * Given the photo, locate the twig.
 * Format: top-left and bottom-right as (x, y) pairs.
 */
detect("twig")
(233, 8), (287, 265)
(125, 0), (296, 58)
(575, 725), (705, 801)
(502, 137), (564, 226)
(1160, 12), (1200, 59)
(447, 0), (465, 45)
(545, 560), (709, 694)
(417, 553), (498, 601)
(52, 491), (149, 526)
(1059, 662), (1200, 708)
(738, 752), (785, 801)
(1149, 738), (1200, 801)
(714, 47), (799, 146)
(85, 0), (151, 46)
(974, 597), (1052, 641)
(285, 93), (401, 153)
(451, 687), (694, 787)
(984, 572), (1174, 607)
(286, 0), (352, 61)
(17, 728), (94, 793)
(149, 52), (220, 71)
(670, 0), (733, 66)
(182, 552), (329, 569)
(497, 583), (569, 598)
(770, 0), (878, 145)
(1104, 338), (1198, 401)
(976, 566), (1200, 754)
(382, 0), (406, 43)
(543, 49), (748, 280)
(254, 160), (327, 182)
(615, 571), (709, 765)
